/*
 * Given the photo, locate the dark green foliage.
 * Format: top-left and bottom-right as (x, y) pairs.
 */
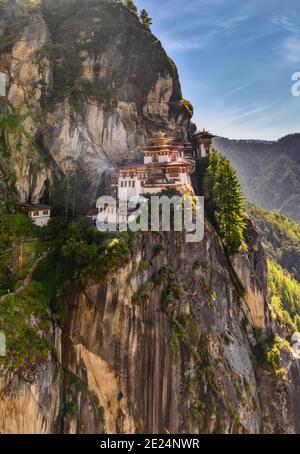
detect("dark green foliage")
(204, 150), (246, 254)
(58, 221), (133, 281)
(64, 401), (78, 419)
(189, 402), (206, 426)
(155, 265), (184, 313)
(0, 215), (135, 370)
(193, 260), (208, 271)
(170, 317), (188, 358)
(0, 214), (36, 293)
(132, 281), (153, 305)
(153, 244), (164, 256)
(0, 110), (27, 214)
(139, 259), (150, 272)
(253, 333), (290, 375)
(202, 281), (217, 302)
(0, 280), (53, 370)
(241, 317), (249, 331)
(139, 9), (152, 28)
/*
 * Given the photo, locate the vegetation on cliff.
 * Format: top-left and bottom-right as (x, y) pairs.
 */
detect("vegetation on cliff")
(246, 202), (300, 282)
(205, 150), (246, 254)
(268, 260), (300, 334)
(0, 216), (136, 370)
(0, 108), (23, 214)
(0, 213), (37, 294)
(246, 203), (300, 335)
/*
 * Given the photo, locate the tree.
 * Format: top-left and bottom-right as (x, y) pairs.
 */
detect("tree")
(205, 150), (246, 254)
(123, 0), (138, 15)
(139, 9), (152, 28)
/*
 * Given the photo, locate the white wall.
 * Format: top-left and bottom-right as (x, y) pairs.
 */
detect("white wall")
(32, 216), (51, 227)
(200, 144), (207, 158)
(158, 155), (171, 163)
(118, 177), (142, 201)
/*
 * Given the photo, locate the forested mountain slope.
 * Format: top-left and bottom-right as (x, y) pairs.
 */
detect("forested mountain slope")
(214, 135), (300, 223)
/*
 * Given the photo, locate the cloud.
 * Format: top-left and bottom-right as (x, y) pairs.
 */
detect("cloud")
(161, 30), (217, 52)
(273, 14), (300, 64)
(223, 83), (252, 97)
(193, 100), (281, 140)
(280, 37), (300, 64)
(273, 15), (298, 34)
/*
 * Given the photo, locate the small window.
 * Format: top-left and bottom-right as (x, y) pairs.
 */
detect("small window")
(132, 181), (135, 188)
(33, 210), (39, 217)
(43, 210), (49, 215)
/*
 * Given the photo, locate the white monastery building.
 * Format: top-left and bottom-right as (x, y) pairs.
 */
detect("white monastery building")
(22, 204), (51, 227)
(95, 130), (214, 226)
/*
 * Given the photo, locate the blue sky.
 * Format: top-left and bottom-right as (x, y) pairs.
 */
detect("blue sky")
(135, 0), (300, 140)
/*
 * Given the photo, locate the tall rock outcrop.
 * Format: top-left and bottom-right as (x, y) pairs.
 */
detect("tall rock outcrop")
(0, 224), (299, 434)
(0, 0), (191, 207)
(0, 0), (299, 436)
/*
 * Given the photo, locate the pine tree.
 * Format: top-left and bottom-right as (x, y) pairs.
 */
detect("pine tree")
(205, 150), (246, 254)
(139, 9), (152, 28)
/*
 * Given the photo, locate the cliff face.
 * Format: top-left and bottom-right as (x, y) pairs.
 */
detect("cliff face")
(0, 224), (299, 434)
(0, 0), (191, 207)
(1, 0), (299, 436)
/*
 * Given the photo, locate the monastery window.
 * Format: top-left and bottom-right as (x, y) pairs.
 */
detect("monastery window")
(43, 210), (49, 216)
(132, 181), (135, 188)
(33, 210), (39, 217)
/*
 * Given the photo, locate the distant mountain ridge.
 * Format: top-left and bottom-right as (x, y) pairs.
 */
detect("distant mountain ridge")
(213, 133), (300, 223)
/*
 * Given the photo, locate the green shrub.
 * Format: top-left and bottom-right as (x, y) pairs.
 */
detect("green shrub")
(190, 401), (206, 426)
(0, 280), (53, 370)
(268, 259), (300, 332)
(64, 401), (77, 419)
(193, 261), (208, 271)
(139, 259), (150, 272)
(241, 317), (249, 331)
(133, 281), (153, 305)
(202, 282), (217, 302)
(253, 334), (290, 375)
